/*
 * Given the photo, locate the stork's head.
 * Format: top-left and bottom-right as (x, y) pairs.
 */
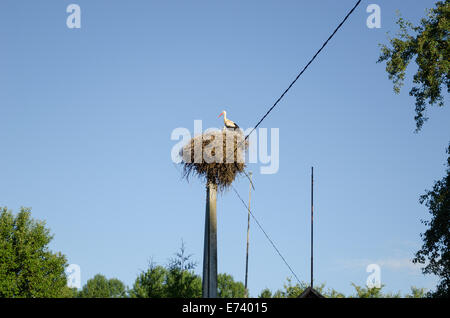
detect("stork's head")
(218, 110), (226, 118)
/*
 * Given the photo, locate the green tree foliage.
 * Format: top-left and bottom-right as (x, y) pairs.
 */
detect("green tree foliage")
(351, 283), (383, 298)
(325, 288), (346, 298)
(165, 243), (202, 298)
(217, 273), (246, 298)
(130, 263), (168, 298)
(61, 287), (79, 298)
(258, 288), (273, 298)
(350, 284), (427, 298)
(406, 286), (427, 298)
(130, 243), (202, 298)
(272, 278), (310, 298)
(259, 278), (340, 298)
(350, 283), (398, 298)
(378, 0), (449, 131)
(413, 145), (450, 298)
(257, 278), (423, 298)
(78, 274), (127, 298)
(130, 243), (250, 298)
(0, 207), (70, 297)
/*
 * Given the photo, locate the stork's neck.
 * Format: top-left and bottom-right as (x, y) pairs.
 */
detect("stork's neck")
(223, 111), (227, 121)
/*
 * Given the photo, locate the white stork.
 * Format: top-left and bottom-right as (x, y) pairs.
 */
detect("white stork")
(218, 110), (239, 130)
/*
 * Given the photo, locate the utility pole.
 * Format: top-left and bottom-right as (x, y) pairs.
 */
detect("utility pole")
(244, 172), (252, 298)
(310, 167), (314, 289)
(202, 182), (218, 298)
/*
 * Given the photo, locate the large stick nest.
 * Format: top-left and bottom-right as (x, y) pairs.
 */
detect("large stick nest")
(180, 129), (249, 191)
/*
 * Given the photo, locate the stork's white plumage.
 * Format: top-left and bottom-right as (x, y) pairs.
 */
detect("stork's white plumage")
(218, 110), (239, 129)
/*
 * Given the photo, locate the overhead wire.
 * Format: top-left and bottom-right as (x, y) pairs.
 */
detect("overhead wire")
(244, 0), (363, 141)
(232, 184), (302, 285)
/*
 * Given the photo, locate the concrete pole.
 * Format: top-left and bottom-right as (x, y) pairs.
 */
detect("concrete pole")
(202, 182), (218, 298)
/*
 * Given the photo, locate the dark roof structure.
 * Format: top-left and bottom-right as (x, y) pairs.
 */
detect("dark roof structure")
(298, 286), (325, 298)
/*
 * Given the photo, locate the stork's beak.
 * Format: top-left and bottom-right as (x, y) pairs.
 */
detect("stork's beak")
(218, 112), (223, 118)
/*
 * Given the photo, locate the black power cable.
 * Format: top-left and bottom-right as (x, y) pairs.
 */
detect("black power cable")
(232, 185), (302, 285)
(244, 0), (363, 141)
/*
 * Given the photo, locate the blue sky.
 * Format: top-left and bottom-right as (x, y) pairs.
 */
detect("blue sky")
(0, 0), (448, 296)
